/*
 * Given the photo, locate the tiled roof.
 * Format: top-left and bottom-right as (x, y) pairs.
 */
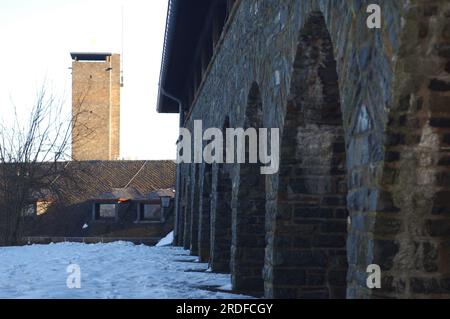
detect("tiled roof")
(54, 160), (176, 204)
(94, 187), (146, 201)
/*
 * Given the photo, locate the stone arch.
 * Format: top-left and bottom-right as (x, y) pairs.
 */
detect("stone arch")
(210, 116), (233, 273)
(198, 163), (213, 263)
(231, 82), (266, 296)
(190, 164), (201, 255)
(267, 11), (348, 299)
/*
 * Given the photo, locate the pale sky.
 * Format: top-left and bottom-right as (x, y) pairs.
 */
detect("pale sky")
(0, 0), (179, 160)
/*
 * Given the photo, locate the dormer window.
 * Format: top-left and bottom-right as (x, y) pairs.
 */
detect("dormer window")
(137, 204), (163, 223)
(93, 203), (117, 221)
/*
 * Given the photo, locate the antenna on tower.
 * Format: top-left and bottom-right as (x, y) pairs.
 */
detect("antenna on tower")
(120, 5), (124, 87)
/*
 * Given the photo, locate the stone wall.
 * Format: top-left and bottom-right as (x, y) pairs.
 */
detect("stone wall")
(22, 200), (175, 241)
(174, 0), (450, 299)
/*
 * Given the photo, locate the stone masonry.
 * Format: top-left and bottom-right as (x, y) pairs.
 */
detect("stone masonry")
(170, 0), (450, 299)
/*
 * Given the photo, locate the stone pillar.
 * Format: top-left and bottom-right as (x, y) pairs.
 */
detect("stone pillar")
(198, 164), (212, 263)
(182, 174), (191, 250)
(190, 165), (200, 256)
(348, 0), (450, 298)
(210, 164), (232, 273)
(231, 182), (266, 295)
(173, 169), (183, 246)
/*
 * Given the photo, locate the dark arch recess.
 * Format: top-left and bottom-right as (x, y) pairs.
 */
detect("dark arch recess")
(268, 11), (348, 299)
(231, 83), (266, 296)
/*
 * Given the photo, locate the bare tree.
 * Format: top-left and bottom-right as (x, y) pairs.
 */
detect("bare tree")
(0, 84), (91, 246)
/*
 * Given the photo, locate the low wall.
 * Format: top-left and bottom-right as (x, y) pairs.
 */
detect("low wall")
(21, 236), (162, 246)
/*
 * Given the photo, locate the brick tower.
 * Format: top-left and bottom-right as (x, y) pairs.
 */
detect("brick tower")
(71, 52), (121, 161)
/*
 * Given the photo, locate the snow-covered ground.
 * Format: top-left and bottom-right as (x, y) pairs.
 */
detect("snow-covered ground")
(0, 241), (253, 299)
